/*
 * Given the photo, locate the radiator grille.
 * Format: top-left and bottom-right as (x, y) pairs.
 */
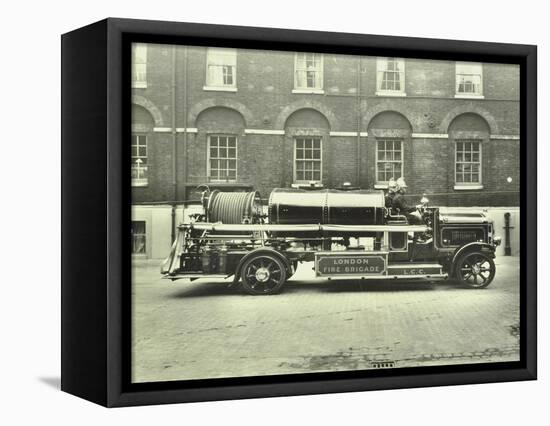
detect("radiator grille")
(442, 228), (484, 246)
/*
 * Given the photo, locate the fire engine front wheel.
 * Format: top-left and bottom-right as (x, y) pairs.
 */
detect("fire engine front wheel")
(241, 254), (287, 295)
(455, 251), (496, 289)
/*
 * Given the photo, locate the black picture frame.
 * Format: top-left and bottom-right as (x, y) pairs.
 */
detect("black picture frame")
(61, 17), (537, 407)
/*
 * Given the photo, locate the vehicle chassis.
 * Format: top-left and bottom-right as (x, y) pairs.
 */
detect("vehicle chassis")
(161, 213), (499, 295)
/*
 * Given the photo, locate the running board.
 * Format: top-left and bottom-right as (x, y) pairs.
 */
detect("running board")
(386, 263), (445, 278)
(163, 273), (233, 281)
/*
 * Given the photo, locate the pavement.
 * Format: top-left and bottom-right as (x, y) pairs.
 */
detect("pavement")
(131, 256), (520, 383)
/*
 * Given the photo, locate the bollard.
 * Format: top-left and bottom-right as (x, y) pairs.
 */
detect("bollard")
(503, 212), (512, 256)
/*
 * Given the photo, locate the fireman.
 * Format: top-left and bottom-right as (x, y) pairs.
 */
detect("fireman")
(392, 178), (422, 224)
(384, 177), (397, 208)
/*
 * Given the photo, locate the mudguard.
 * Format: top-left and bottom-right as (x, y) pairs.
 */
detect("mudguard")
(450, 242), (496, 277)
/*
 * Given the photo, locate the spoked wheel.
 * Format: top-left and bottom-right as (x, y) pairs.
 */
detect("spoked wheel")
(241, 254), (287, 295)
(455, 251), (496, 288)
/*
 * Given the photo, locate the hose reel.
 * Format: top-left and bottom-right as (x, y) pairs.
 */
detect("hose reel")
(206, 190), (262, 224)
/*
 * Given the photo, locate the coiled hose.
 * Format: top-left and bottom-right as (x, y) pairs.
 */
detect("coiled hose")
(207, 190), (261, 224)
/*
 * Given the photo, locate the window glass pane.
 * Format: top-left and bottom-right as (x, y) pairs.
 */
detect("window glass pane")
(377, 58), (404, 92)
(294, 138), (321, 182)
(209, 135), (237, 180)
(295, 53), (322, 89)
(132, 44), (147, 84)
(455, 139), (481, 183)
(206, 48), (236, 87)
(131, 135), (148, 183)
(456, 62), (482, 94)
(376, 138), (403, 183)
(131, 221), (146, 254)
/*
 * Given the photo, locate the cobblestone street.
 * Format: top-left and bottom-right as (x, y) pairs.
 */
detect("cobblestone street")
(132, 256), (520, 383)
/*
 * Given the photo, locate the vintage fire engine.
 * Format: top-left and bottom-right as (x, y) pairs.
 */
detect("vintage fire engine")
(161, 187), (501, 295)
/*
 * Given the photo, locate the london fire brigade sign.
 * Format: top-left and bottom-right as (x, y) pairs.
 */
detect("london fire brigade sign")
(316, 254), (386, 277)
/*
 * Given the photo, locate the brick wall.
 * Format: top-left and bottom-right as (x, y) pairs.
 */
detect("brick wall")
(131, 44), (520, 208)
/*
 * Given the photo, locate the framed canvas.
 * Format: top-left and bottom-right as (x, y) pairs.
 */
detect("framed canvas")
(61, 18), (537, 407)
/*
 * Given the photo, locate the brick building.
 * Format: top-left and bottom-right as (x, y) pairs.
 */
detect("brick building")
(131, 43), (520, 258)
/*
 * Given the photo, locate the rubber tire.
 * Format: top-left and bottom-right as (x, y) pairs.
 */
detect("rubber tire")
(241, 254), (287, 295)
(455, 251), (496, 289)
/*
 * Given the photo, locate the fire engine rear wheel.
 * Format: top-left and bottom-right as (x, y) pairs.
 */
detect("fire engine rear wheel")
(455, 251), (495, 289)
(241, 254), (287, 295)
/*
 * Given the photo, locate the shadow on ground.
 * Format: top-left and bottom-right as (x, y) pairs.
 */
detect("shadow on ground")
(38, 376), (61, 389)
(169, 278), (474, 298)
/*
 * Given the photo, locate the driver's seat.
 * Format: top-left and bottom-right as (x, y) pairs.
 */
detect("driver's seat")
(385, 207), (408, 225)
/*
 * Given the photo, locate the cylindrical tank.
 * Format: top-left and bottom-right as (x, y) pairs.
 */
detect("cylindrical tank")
(268, 188), (385, 225)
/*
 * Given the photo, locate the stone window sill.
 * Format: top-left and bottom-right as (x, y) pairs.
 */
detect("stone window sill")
(203, 86), (237, 92)
(292, 89), (325, 94)
(292, 182), (324, 188)
(375, 91), (407, 97)
(454, 184), (484, 190)
(454, 94), (484, 99)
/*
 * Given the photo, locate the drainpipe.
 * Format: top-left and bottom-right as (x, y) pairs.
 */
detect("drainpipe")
(356, 56), (362, 187)
(182, 46), (189, 217)
(171, 46), (177, 243)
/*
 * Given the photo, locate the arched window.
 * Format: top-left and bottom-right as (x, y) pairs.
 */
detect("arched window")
(131, 105), (154, 186)
(284, 108), (330, 185)
(367, 111), (412, 187)
(448, 113), (490, 189)
(196, 107), (245, 183)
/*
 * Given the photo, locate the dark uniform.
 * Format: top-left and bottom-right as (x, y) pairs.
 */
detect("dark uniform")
(391, 192), (414, 214)
(392, 192), (422, 224)
(384, 191), (395, 208)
